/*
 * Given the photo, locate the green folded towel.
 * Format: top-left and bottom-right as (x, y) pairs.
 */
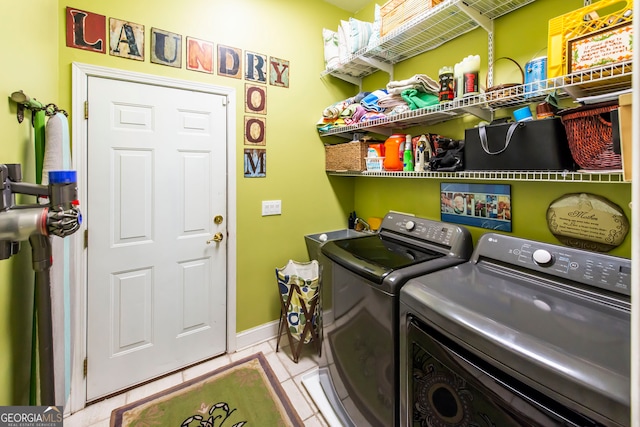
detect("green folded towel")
(401, 89), (439, 110)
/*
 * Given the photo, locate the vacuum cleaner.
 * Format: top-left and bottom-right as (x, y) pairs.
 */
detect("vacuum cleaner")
(0, 163), (81, 405)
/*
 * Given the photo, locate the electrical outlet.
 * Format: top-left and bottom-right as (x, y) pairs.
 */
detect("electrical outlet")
(262, 200), (282, 216)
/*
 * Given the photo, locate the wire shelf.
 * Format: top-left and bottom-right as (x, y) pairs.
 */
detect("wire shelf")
(319, 61), (633, 138)
(327, 170), (628, 183)
(322, 0), (535, 80)
(319, 1), (631, 185)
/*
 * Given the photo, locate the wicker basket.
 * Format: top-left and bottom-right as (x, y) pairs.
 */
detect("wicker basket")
(325, 141), (368, 172)
(558, 101), (621, 170)
(484, 57), (524, 108)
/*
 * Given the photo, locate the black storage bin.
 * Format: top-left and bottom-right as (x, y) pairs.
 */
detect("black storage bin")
(464, 118), (575, 171)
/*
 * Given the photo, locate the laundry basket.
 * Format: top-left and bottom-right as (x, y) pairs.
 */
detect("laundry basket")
(275, 260), (322, 363)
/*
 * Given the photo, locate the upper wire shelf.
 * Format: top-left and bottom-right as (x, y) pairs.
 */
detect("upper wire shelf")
(321, 0), (536, 81)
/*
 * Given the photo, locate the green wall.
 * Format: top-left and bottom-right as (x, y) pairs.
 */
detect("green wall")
(55, 0), (357, 333)
(0, 0), (358, 405)
(354, 179), (631, 257)
(0, 1), (59, 405)
(0, 0), (632, 405)
(349, 0), (631, 258)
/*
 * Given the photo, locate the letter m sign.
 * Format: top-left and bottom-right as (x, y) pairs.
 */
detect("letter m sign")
(244, 149), (266, 178)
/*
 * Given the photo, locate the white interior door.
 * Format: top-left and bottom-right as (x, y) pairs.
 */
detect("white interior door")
(85, 76), (228, 400)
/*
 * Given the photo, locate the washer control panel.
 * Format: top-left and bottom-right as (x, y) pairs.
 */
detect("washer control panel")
(381, 212), (472, 254)
(478, 233), (631, 296)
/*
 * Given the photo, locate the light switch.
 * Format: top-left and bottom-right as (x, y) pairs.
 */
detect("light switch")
(262, 200), (282, 216)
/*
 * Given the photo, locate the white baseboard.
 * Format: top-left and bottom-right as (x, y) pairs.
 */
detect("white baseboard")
(235, 319), (280, 350)
(235, 309), (333, 351)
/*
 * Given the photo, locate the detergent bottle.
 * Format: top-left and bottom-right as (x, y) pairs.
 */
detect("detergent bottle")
(383, 134), (406, 171)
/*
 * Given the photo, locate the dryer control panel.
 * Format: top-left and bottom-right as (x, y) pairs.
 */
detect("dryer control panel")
(476, 233), (631, 296)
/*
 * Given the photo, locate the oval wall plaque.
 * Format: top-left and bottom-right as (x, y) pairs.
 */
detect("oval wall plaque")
(546, 193), (629, 252)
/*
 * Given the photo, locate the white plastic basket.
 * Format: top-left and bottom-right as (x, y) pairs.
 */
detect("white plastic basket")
(365, 157), (385, 171)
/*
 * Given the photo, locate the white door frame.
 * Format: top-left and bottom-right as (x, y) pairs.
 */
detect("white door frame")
(69, 62), (237, 413)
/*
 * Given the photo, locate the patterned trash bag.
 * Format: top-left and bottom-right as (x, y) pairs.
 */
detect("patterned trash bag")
(275, 260), (321, 344)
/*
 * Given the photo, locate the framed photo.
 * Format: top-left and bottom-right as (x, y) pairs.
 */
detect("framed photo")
(567, 23), (632, 74)
(440, 183), (511, 232)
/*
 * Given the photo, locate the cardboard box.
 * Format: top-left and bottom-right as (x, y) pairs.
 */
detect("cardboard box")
(619, 92), (632, 181)
(380, 0), (443, 37)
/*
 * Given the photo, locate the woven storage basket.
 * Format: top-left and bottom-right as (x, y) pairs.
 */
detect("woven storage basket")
(558, 101), (621, 170)
(485, 57), (524, 108)
(325, 141), (368, 172)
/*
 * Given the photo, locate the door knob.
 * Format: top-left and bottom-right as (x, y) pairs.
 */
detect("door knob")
(206, 232), (224, 244)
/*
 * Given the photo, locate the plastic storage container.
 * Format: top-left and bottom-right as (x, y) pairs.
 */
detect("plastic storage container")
(547, 0), (632, 77)
(365, 157), (385, 171)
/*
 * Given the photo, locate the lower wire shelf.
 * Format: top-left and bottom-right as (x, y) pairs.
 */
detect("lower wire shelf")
(327, 170), (627, 183)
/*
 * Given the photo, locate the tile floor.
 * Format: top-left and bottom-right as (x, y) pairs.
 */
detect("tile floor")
(63, 338), (327, 426)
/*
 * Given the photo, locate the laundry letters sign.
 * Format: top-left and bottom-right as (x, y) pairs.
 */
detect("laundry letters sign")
(245, 51), (267, 83)
(245, 84), (267, 115)
(269, 57), (289, 88)
(66, 7), (106, 53)
(186, 37), (214, 74)
(218, 45), (242, 79)
(244, 149), (266, 178)
(64, 7), (291, 89)
(244, 117), (266, 146)
(151, 28), (182, 68)
(109, 18), (144, 61)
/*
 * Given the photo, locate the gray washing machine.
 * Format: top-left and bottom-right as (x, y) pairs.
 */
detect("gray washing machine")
(400, 233), (631, 427)
(319, 212), (473, 427)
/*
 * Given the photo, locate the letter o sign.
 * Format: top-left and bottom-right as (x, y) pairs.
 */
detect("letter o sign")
(245, 85), (266, 114)
(244, 117), (265, 144)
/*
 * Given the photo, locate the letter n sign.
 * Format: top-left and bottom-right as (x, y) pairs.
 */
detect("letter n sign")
(66, 7), (106, 53)
(244, 149), (266, 178)
(186, 37), (213, 73)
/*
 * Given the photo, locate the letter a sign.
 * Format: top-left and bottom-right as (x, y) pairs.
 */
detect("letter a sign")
(109, 18), (145, 61)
